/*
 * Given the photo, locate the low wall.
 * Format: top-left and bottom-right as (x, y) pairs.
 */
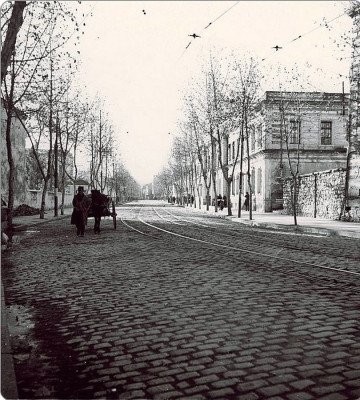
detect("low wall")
(284, 168), (360, 222)
(26, 190), (74, 211)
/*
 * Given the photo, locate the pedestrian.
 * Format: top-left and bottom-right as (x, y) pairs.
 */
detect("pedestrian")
(220, 199), (224, 210)
(217, 194), (222, 207)
(244, 192), (250, 211)
(191, 195), (194, 205)
(71, 186), (91, 237)
(223, 195), (227, 207)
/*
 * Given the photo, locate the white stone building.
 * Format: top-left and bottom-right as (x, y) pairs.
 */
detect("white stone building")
(198, 91), (349, 212)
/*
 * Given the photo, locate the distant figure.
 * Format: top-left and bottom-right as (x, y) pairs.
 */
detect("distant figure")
(244, 192), (250, 211)
(220, 198), (224, 211)
(71, 186), (91, 237)
(217, 194), (222, 207)
(191, 195), (194, 205)
(223, 195), (227, 207)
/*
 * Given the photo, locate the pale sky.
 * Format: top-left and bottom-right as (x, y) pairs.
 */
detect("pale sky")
(76, 1), (353, 185)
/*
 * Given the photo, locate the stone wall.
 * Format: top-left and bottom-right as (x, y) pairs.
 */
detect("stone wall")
(284, 168), (360, 222)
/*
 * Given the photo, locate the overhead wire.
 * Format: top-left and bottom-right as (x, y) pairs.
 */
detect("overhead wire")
(259, 9), (354, 87)
(179, 1), (241, 60)
(260, 11), (348, 63)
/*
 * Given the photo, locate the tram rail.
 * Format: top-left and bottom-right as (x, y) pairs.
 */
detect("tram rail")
(118, 204), (360, 282)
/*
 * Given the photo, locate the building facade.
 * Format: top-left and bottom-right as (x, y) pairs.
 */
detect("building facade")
(203, 91), (349, 212)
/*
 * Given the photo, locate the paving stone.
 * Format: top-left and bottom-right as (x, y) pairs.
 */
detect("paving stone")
(268, 374), (297, 384)
(211, 378), (238, 388)
(153, 390), (183, 399)
(317, 394), (348, 400)
(258, 384), (290, 396)
(159, 368), (185, 377)
(184, 385), (210, 395)
(236, 394), (260, 400)
(147, 383), (176, 395)
(237, 379), (268, 391)
(287, 393), (314, 400)
(223, 369), (247, 378)
(208, 388), (235, 398)
(343, 369), (360, 379)
(289, 379), (315, 390)
(195, 374), (220, 385)
(311, 384), (346, 395)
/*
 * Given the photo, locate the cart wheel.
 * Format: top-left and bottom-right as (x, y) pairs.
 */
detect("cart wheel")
(112, 200), (117, 229)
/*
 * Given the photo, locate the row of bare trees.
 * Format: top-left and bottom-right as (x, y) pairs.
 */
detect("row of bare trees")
(1, 1), (85, 227)
(157, 53), (262, 219)
(1, 2), (139, 232)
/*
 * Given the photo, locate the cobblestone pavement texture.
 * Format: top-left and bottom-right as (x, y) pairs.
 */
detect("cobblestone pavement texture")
(2, 202), (360, 400)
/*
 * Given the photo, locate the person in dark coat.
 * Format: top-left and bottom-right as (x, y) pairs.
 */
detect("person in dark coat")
(71, 186), (91, 236)
(244, 192), (250, 211)
(223, 195), (227, 207)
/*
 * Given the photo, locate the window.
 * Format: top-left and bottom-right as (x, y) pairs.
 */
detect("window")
(257, 168), (262, 194)
(257, 124), (263, 148)
(251, 167), (255, 190)
(271, 118), (281, 144)
(321, 121), (332, 145)
(251, 128), (256, 151)
(289, 120), (300, 144)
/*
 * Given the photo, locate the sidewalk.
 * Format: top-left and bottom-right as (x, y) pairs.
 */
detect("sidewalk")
(185, 205), (360, 239)
(11, 207), (72, 232)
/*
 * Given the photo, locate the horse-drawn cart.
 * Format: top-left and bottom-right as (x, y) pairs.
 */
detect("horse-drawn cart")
(87, 190), (117, 230)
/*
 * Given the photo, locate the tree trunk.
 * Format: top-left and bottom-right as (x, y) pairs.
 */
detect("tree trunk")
(292, 176), (298, 226)
(226, 177), (232, 216)
(245, 123), (252, 220)
(237, 134), (244, 217)
(5, 104), (15, 231)
(206, 188), (210, 211)
(5, 54), (16, 232)
(1, 1), (26, 83)
(40, 179), (49, 219)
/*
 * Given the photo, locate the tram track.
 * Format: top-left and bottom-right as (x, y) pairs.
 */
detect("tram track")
(165, 207), (360, 262)
(119, 205), (360, 285)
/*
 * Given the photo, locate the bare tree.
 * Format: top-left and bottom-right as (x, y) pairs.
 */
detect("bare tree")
(1, 1), (26, 82)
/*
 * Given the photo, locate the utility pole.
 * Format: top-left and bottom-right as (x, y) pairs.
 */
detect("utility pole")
(99, 110), (103, 191)
(54, 112), (59, 216)
(340, 3), (360, 220)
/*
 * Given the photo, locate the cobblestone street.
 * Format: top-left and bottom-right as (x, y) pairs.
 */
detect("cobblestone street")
(2, 202), (360, 399)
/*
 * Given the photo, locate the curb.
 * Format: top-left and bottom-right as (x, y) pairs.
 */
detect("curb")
(11, 213), (70, 232)
(1, 285), (18, 399)
(224, 216), (360, 239)
(185, 207), (360, 240)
